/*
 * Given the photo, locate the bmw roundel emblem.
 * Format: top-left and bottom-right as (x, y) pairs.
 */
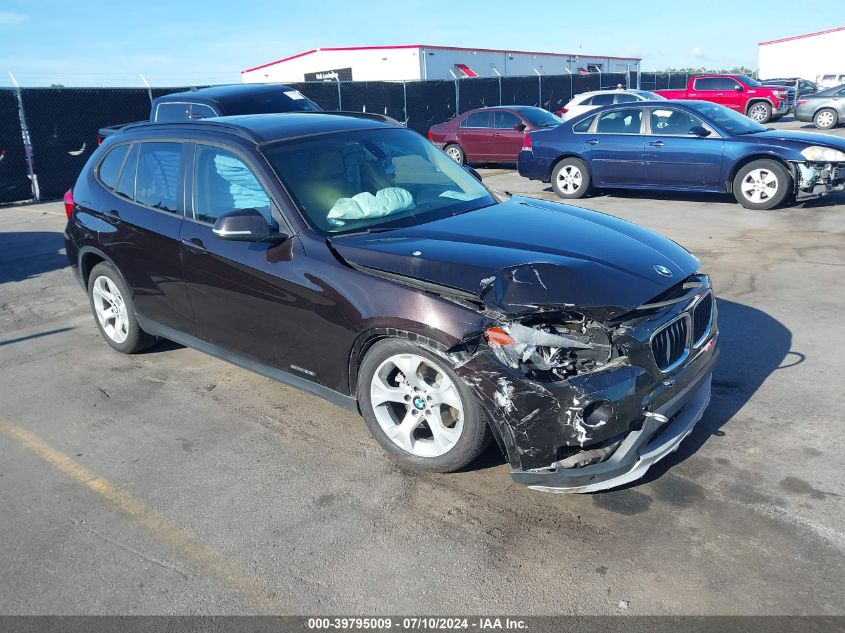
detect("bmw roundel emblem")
(654, 265), (673, 277)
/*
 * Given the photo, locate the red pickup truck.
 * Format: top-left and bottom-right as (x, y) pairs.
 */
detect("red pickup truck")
(656, 74), (794, 124)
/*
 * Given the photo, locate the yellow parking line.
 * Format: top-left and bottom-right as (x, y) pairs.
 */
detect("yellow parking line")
(0, 416), (287, 612)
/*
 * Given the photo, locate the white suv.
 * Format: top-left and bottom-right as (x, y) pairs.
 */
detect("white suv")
(817, 74), (845, 89)
(555, 89), (665, 121)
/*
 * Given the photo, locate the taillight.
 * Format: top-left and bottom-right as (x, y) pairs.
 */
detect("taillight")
(64, 189), (74, 219)
(797, 99), (808, 105)
(427, 131), (433, 141)
(97, 135), (104, 145)
(522, 132), (532, 150)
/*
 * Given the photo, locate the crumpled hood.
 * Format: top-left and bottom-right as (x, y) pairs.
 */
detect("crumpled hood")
(330, 197), (700, 319)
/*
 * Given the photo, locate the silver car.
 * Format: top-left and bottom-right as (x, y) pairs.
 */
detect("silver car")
(794, 85), (845, 129)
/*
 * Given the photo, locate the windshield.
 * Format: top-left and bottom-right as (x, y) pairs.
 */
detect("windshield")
(685, 101), (768, 135)
(223, 89), (322, 115)
(262, 128), (495, 234)
(519, 108), (562, 127)
(737, 75), (761, 87)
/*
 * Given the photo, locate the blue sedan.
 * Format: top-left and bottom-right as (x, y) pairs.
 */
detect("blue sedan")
(517, 100), (845, 209)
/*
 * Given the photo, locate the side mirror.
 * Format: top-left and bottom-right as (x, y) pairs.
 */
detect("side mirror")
(212, 208), (282, 242)
(734, 84), (744, 92)
(689, 125), (711, 137)
(513, 123), (527, 132)
(463, 165), (483, 183)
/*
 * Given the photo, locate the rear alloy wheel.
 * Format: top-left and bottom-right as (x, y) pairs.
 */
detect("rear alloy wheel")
(443, 143), (465, 165)
(87, 262), (155, 354)
(551, 158), (590, 199)
(358, 339), (490, 472)
(733, 159), (791, 210)
(747, 101), (772, 124)
(814, 108), (838, 130)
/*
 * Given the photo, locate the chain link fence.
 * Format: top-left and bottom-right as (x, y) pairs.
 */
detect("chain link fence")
(1, 72), (632, 205)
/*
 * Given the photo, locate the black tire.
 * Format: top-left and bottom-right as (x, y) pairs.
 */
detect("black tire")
(746, 101), (772, 124)
(551, 157), (591, 199)
(357, 338), (492, 473)
(732, 159), (791, 210)
(813, 108), (838, 130)
(87, 261), (155, 354)
(443, 143), (465, 165)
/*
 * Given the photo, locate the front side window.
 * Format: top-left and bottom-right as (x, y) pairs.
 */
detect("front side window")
(494, 111), (521, 129)
(518, 108), (561, 128)
(650, 109), (707, 135)
(595, 108), (643, 134)
(189, 103), (218, 120)
(98, 144), (129, 190)
(262, 128), (494, 234)
(135, 143), (181, 213)
(194, 146), (273, 225)
(685, 102), (767, 135)
(694, 77), (739, 91)
(155, 103), (190, 122)
(463, 112), (491, 128)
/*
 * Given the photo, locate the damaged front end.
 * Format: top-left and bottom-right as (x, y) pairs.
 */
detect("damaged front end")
(792, 146), (845, 200)
(449, 265), (719, 494)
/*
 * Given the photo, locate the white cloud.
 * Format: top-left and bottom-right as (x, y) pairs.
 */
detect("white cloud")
(0, 11), (27, 26)
(691, 47), (704, 58)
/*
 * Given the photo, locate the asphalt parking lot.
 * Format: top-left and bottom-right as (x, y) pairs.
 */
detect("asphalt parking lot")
(1, 117), (844, 616)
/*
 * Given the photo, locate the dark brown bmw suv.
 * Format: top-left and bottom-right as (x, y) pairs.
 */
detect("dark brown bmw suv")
(64, 112), (718, 493)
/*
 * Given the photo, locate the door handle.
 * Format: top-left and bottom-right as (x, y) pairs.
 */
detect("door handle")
(181, 237), (208, 253)
(586, 138), (599, 145)
(494, 132), (503, 136)
(105, 208), (120, 219)
(649, 141), (665, 147)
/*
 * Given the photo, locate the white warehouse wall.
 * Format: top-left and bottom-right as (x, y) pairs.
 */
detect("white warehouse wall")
(242, 46), (639, 84)
(758, 28), (845, 80)
(243, 48), (422, 83)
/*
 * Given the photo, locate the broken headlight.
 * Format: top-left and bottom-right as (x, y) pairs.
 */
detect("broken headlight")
(484, 322), (612, 377)
(801, 146), (845, 162)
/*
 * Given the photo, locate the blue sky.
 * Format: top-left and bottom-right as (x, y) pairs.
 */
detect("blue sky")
(0, 0), (835, 86)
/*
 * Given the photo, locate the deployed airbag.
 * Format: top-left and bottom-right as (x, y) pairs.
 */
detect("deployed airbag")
(327, 187), (414, 226)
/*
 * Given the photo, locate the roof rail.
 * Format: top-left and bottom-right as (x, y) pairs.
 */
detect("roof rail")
(116, 119), (263, 142)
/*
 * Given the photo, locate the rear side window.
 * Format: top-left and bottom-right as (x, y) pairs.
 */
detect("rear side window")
(572, 115), (595, 133)
(155, 103), (190, 122)
(462, 112), (491, 128)
(694, 77), (738, 91)
(596, 108), (643, 134)
(98, 144), (129, 190)
(116, 144), (139, 200)
(193, 145), (274, 225)
(590, 94), (615, 106)
(135, 143), (182, 213)
(494, 111), (521, 129)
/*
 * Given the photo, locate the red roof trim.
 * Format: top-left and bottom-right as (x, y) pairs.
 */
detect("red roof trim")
(758, 25), (845, 46)
(241, 44), (640, 74)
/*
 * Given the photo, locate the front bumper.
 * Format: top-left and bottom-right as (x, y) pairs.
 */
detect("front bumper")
(513, 349), (716, 493)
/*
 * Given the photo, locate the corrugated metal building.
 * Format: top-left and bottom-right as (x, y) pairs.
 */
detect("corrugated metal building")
(758, 26), (845, 82)
(241, 45), (640, 83)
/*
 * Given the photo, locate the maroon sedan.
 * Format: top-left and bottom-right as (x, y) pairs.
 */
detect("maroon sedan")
(428, 106), (561, 165)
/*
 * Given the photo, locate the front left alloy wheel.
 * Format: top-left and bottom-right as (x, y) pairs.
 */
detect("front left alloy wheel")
(358, 338), (491, 472)
(732, 159), (791, 210)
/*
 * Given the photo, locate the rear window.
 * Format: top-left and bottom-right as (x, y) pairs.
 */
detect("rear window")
(135, 143), (181, 213)
(98, 144), (129, 190)
(220, 89), (321, 115)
